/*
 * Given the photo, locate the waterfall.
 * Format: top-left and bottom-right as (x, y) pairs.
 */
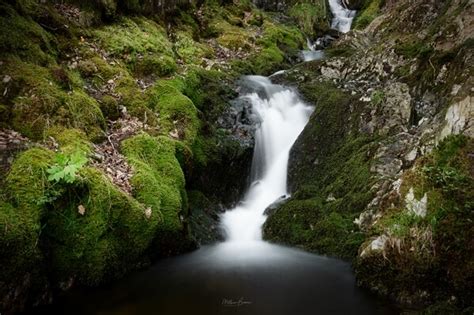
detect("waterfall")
(301, 38), (325, 62)
(221, 76), (313, 242)
(329, 0), (357, 33)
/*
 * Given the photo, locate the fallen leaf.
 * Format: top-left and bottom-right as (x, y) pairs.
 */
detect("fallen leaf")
(78, 204), (86, 215)
(145, 207), (152, 219)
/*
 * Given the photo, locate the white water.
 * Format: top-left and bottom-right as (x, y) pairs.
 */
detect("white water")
(329, 0), (356, 33)
(221, 76), (313, 242)
(301, 38), (325, 62)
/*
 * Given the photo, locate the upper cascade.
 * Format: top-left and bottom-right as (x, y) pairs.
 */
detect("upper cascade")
(329, 0), (357, 33)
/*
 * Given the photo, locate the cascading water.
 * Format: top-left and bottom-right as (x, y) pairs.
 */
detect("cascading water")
(329, 0), (356, 33)
(221, 75), (313, 242)
(300, 38), (325, 62)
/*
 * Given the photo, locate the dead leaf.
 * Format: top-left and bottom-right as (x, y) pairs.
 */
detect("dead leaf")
(78, 205), (86, 215)
(145, 207), (152, 219)
(169, 129), (179, 139)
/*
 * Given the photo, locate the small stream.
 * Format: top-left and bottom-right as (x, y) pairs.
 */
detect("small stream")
(30, 75), (397, 315)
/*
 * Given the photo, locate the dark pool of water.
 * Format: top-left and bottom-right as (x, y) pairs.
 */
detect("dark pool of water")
(31, 242), (398, 315)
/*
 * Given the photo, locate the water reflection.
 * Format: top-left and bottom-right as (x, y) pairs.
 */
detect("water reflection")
(32, 242), (398, 315)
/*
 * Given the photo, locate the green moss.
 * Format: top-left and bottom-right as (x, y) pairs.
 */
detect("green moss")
(78, 55), (122, 81)
(48, 128), (93, 156)
(176, 67), (234, 118)
(353, 0), (383, 29)
(134, 54), (177, 77)
(251, 45), (285, 75)
(258, 21), (304, 51)
(4, 59), (105, 140)
(214, 19), (254, 51)
(0, 3), (56, 65)
(93, 17), (174, 64)
(45, 167), (160, 285)
(121, 133), (193, 255)
(0, 198), (48, 307)
(0, 146), (56, 309)
(145, 81), (199, 144)
(5, 147), (54, 209)
(59, 91), (105, 141)
(289, 1), (328, 36)
(395, 38), (434, 59)
(173, 31), (214, 65)
(1, 147), (53, 281)
(98, 95), (120, 120)
(5, 59), (64, 138)
(226, 21), (305, 75)
(0, 200), (41, 277)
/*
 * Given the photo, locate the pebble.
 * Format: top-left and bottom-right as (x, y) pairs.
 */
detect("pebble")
(3, 75), (11, 83)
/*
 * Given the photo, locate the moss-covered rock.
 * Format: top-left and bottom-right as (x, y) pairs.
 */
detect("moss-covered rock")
(0, 2), (57, 65)
(173, 30), (214, 65)
(93, 17), (174, 64)
(0, 147), (54, 313)
(1, 58), (105, 141)
(47, 128), (93, 156)
(213, 18), (254, 51)
(133, 54), (177, 77)
(44, 166), (160, 285)
(121, 133), (195, 255)
(145, 81), (199, 144)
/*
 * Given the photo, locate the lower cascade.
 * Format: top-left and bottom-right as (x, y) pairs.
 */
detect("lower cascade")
(221, 75), (313, 242)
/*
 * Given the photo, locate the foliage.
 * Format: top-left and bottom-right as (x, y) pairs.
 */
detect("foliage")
(395, 39), (434, 59)
(288, 1), (328, 36)
(353, 0), (383, 29)
(371, 90), (385, 106)
(47, 152), (88, 184)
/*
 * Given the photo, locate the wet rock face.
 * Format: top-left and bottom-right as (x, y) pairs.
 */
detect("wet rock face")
(217, 95), (258, 150)
(345, 0), (366, 10)
(187, 85), (258, 215)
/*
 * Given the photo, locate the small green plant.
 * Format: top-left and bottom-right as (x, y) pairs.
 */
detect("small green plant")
(371, 90), (385, 106)
(423, 165), (469, 194)
(47, 152), (88, 184)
